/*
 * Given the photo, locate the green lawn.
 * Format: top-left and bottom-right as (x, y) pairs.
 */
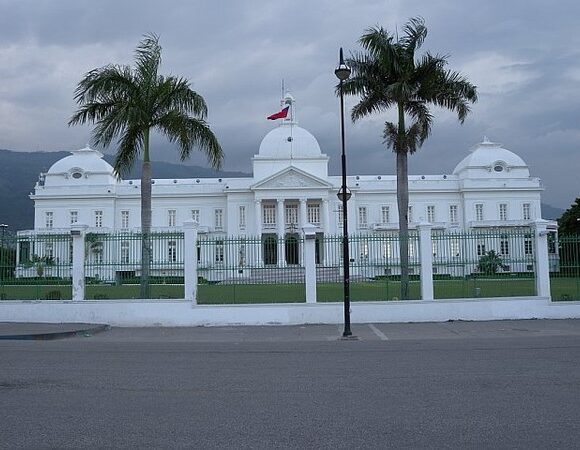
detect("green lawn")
(0, 277), (578, 302)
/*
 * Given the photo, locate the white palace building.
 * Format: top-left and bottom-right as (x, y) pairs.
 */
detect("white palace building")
(19, 94), (551, 280)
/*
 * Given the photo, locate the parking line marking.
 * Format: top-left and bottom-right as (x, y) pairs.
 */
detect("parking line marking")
(368, 324), (389, 341)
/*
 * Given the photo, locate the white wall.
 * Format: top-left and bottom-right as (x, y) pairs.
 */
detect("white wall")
(1, 298), (579, 327)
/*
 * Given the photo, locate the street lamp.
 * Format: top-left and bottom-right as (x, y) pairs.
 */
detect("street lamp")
(335, 48), (353, 337)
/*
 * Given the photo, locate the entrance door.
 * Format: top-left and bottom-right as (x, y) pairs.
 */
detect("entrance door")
(262, 235), (278, 265)
(285, 234), (299, 265)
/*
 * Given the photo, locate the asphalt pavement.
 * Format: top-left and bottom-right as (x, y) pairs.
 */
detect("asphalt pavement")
(0, 319), (579, 449)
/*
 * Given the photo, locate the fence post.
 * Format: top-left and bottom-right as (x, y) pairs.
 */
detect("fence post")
(183, 221), (198, 305)
(533, 219), (551, 298)
(417, 221), (434, 301)
(303, 224), (317, 304)
(71, 224), (87, 301)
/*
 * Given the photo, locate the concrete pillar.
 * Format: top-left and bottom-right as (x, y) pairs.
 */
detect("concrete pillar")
(254, 200), (262, 267)
(71, 224), (87, 301)
(184, 221), (199, 304)
(534, 219), (552, 298)
(299, 199), (307, 265)
(299, 199), (307, 228)
(303, 224), (317, 303)
(277, 199), (285, 266)
(322, 199), (330, 265)
(417, 221), (434, 301)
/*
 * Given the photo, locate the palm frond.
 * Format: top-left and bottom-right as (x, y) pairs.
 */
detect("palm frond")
(156, 111), (223, 169)
(112, 127), (143, 177)
(134, 33), (162, 85)
(400, 17), (427, 54)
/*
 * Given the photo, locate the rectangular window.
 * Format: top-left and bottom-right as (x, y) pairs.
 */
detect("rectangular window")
(239, 206), (246, 229)
(451, 239), (460, 257)
(499, 204), (508, 221)
(475, 204), (484, 221)
(168, 240), (177, 263)
(360, 239), (369, 260)
(477, 243), (486, 256)
(94, 210), (103, 228)
(548, 232), (557, 254)
(120, 241), (130, 264)
(307, 204), (320, 225)
(121, 210), (129, 229)
(91, 242), (103, 264)
(523, 203), (531, 221)
(358, 207), (368, 229)
(215, 240), (224, 263)
(191, 209), (200, 224)
(408, 206), (413, 223)
(338, 204), (344, 226)
(215, 209), (223, 230)
(168, 209), (176, 227)
(381, 206), (390, 224)
(427, 205), (435, 223)
(45, 242), (54, 260)
(19, 241), (31, 264)
(409, 241), (416, 258)
(500, 239), (509, 255)
(449, 205), (458, 223)
(263, 204), (276, 228)
(382, 240), (393, 258)
(70, 211), (78, 225)
(524, 239), (533, 255)
(285, 204), (298, 226)
(45, 211), (53, 229)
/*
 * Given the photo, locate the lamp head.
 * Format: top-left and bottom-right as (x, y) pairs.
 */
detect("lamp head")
(334, 47), (351, 81)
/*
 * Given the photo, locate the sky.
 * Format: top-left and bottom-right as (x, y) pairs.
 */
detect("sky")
(0, 0), (578, 209)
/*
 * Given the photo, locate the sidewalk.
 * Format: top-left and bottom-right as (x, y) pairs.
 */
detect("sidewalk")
(0, 322), (110, 340)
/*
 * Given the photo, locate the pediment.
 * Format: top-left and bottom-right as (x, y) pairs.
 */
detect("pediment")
(252, 167), (332, 190)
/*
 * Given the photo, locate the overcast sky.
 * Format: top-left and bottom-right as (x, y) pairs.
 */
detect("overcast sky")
(0, 0), (578, 208)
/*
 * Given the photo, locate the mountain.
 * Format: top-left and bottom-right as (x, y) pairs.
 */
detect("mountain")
(541, 203), (564, 221)
(0, 149), (249, 232)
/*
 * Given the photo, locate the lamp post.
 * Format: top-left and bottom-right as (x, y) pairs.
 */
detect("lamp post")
(335, 48), (352, 337)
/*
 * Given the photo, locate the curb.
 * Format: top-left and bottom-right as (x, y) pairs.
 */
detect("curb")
(0, 324), (111, 341)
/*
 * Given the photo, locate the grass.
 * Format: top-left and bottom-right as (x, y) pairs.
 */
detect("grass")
(0, 277), (577, 302)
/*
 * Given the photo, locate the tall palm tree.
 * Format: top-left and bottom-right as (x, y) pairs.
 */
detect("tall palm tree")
(69, 33), (223, 298)
(342, 17), (477, 299)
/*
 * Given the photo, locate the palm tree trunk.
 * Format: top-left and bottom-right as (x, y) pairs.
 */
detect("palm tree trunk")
(140, 130), (152, 299)
(396, 103), (410, 300)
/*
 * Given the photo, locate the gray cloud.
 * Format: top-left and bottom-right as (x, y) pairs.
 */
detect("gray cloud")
(0, 0), (578, 208)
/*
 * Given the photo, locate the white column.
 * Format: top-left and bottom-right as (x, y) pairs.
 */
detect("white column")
(534, 219), (552, 298)
(300, 199), (308, 228)
(322, 199), (330, 265)
(417, 221), (434, 301)
(303, 224), (317, 303)
(71, 224), (87, 301)
(254, 200), (262, 267)
(299, 199), (307, 265)
(277, 199), (285, 266)
(183, 220), (198, 304)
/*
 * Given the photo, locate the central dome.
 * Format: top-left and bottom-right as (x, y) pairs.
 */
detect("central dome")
(258, 123), (322, 159)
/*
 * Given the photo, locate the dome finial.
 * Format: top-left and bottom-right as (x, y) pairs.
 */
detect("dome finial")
(281, 91), (296, 125)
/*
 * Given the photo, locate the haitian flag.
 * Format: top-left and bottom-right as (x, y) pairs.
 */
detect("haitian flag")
(267, 106), (289, 120)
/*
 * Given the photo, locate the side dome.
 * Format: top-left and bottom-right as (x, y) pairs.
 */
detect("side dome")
(44, 146), (116, 186)
(453, 138), (530, 178)
(258, 123), (322, 159)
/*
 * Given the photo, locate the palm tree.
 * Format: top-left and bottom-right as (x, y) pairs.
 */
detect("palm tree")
(69, 34), (223, 298)
(342, 17), (477, 299)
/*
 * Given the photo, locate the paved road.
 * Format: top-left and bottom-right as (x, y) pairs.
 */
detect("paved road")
(1, 320), (579, 449)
